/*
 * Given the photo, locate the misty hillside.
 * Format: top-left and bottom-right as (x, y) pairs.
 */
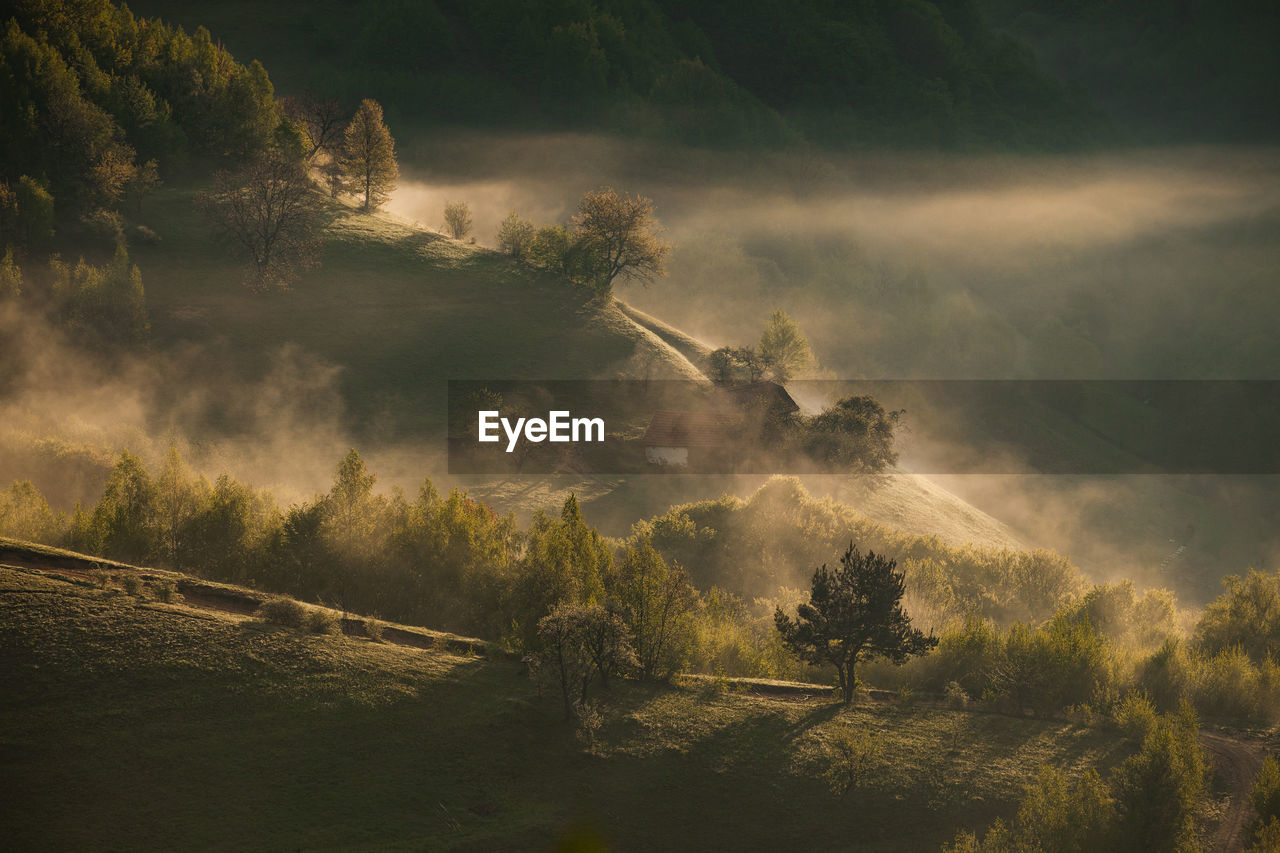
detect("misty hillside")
(55, 189), (704, 435)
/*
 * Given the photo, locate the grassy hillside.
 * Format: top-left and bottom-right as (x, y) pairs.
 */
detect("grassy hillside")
(130, 188), (704, 438)
(0, 561), (1132, 851)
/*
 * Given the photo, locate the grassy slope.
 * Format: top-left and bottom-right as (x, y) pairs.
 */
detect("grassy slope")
(0, 564), (1130, 851)
(133, 188), (705, 437)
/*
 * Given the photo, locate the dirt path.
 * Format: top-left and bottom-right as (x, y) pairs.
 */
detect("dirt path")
(1203, 732), (1264, 853)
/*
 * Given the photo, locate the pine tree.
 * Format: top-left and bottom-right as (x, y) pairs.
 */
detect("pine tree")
(339, 99), (398, 211)
(776, 543), (937, 702)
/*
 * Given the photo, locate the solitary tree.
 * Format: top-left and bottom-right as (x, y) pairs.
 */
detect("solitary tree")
(339, 99), (398, 211)
(571, 186), (670, 298)
(198, 154), (321, 290)
(776, 543), (936, 702)
(443, 201), (472, 239)
(758, 309), (813, 382)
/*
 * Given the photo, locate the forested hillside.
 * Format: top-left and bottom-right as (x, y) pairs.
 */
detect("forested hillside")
(130, 0), (1099, 149)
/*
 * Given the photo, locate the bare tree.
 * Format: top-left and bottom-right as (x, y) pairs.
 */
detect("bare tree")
(443, 201), (472, 239)
(572, 186), (670, 297)
(281, 92), (346, 164)
(198, 155), (322, 290)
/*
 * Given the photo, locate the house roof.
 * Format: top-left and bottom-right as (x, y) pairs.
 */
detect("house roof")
(643, 411), (739, 448)
(718, 381), (799, 414)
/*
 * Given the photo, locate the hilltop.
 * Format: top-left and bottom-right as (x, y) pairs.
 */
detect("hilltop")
(132, 189), (706, 438)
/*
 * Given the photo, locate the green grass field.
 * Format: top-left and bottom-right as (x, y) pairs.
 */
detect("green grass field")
(0, 564), (1131, 851)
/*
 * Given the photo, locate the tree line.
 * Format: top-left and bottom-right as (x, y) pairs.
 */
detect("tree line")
(5, 453), (1280, 731)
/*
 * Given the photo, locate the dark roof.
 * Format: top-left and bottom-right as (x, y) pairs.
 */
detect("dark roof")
(719, 381), (799, 414)
(643, 411), (739, 448)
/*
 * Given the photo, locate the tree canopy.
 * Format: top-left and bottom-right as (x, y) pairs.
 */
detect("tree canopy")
(776, 543), (937, 702)
(339, 98), (398, 212)
(571, 187), (670, 298)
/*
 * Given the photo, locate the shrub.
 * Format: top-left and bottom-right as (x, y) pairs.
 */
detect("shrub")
(443, 201), (472, 239)
(945, 680), (969, 709)
(574, 700), (604, 753)
(527, 224), (572, 274)
(497, 211), (534, 259)
(1250, 817), (1280, 853)
(823, 725), (884, 795)
(1115, 692), (1159, 742)
(120, 571), (143, 596)
(1253, 756), (1280, 831)
(152, 578), (180, 603)
(365, 618), (385, 642)
(89, 566), (112, 588)
(257, 596), (307, 629)
(132, 225), (161, 245)
(306, 607), (340, 635)
(79, 209), (124, 248)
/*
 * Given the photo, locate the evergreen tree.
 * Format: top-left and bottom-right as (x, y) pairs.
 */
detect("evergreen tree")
(776, 543), (937, 702)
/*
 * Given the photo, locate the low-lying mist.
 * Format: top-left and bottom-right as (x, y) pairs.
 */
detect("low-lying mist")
(0, 301), (445, 508)
(390, 136), (1280, 379)
(387, 134), (1280, 597)
(4, 132), (1277, 604)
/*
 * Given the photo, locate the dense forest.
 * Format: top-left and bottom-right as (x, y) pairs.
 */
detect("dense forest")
(127, 0), (1100, 150)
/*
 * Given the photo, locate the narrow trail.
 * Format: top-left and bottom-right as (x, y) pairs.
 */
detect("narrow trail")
(1203, 731), (1265, 853)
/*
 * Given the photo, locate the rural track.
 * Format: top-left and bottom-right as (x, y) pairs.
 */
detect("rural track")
(1203, 731), (1265, 853)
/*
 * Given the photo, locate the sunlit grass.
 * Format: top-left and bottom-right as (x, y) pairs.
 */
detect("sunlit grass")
(0, 565), (1130, 851)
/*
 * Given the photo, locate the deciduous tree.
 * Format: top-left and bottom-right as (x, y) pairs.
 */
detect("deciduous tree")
(339, 99), (398, 211)
(443, 201), (472, 239)
(198, 154), (322, 290)
(758, 309), (813, 382)
(571, 186), (669, 298)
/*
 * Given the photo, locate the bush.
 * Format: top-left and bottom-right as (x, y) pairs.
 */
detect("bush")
(823, 725), (884, 795)
(257, 596), (307, 629)
(306, 607), (340, 635)
(89, 566), (112, 588)
(945, 680), (969, 709)
(574, 700), (604, 753)
(79, 209), (124, 249)
(1253, 756), (1280, 832)
(365, 618), (385, 642)
(443, 201), (472, 239)
(497, 211), (534, 259)
(1115, 692), (1159, 742)
(120, 571), (143, 596)
(152, 578), (180, 603)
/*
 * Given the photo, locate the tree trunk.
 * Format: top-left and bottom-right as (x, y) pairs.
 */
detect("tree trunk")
(840, 663), (856, 703)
